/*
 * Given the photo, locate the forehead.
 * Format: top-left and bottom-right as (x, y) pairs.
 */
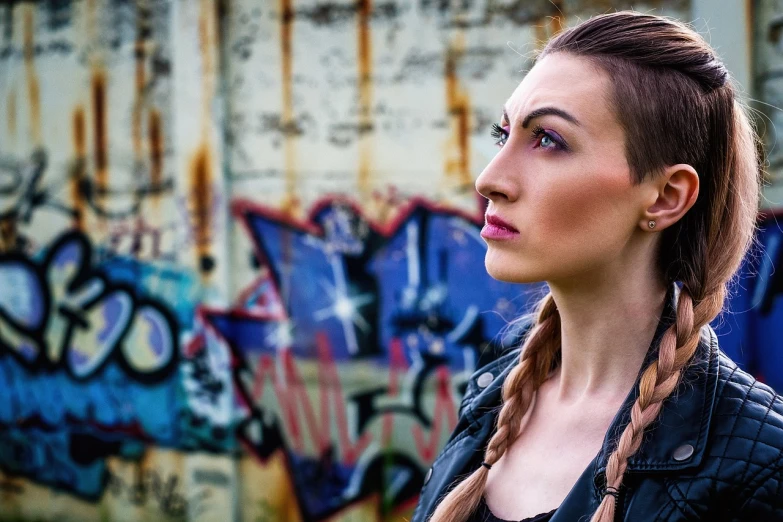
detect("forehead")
(504, 53), (617, 131)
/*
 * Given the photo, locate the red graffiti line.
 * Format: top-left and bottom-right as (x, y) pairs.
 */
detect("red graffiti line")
(248, 332), (459, 465)
(383, 337), (408, 447)
(250, 332), (373, 465)
(412, 366), (458, 462)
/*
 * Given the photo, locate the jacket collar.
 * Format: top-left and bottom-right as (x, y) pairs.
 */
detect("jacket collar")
(463, 282), (720, 485)
(593, 282), (719, 482)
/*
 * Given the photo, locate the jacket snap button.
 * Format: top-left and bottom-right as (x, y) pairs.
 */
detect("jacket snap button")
(477, 372), (494, 389)
(672, 444), (694, 461)
(424, 467), (433, 485)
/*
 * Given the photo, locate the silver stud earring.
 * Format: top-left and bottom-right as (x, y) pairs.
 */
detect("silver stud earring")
(648, 220), (656, 229)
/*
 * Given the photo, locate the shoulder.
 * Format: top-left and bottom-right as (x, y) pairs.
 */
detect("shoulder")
(708, 348), (783, 517)
(712, 348), (783, 453)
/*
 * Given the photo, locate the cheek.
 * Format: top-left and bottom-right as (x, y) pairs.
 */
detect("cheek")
(531, 165), (633, 247)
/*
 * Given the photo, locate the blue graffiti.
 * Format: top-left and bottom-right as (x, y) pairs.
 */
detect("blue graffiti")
(0, 232), (208, 499)
(713, 218), (783, 388)
(0, 231), (179, 381)
(208, 200), (540, 366)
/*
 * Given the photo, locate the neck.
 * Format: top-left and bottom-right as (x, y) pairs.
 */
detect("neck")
(546, 268), (669, 405)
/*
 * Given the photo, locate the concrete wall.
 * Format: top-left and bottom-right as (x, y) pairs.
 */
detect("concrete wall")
(0, 1), (780, 521)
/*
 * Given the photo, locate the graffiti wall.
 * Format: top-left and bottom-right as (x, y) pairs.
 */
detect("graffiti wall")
(0, 1), (232, 521)
(0, 1), (780, 522)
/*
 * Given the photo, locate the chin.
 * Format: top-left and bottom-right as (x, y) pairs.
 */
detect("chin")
(484, 256), (542, 284)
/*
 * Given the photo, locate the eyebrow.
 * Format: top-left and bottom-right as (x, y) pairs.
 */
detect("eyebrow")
(503, 106), (582, 129)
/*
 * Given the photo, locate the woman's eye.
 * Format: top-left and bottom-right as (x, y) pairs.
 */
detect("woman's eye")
(532, 126), (567, 151)
(490, 123), (508, 147)
(540, 134), (555, 148)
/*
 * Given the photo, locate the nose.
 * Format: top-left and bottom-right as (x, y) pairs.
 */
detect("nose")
(474, 149), (520, 203)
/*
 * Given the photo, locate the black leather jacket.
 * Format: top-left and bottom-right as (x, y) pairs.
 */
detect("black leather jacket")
(411, 287), (783, 521)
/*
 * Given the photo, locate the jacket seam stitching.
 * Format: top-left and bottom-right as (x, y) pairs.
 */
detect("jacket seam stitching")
(664, 477), (699, 519)
(734, 452), (783, 515)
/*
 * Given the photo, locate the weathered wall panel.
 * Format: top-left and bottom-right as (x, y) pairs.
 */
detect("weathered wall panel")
(0, 1), (233, 522)
(0, 1), (781, 522)
(755, 0), (783, 208)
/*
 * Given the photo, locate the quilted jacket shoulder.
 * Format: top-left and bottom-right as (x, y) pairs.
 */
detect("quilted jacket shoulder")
(691, 351), (783, 518)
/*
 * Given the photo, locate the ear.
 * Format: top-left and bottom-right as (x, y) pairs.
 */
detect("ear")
(641, 164), (699, 231)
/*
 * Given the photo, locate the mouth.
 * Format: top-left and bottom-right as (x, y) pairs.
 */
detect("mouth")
(485, 214), (519, 233)
(481, 213), (520, 240)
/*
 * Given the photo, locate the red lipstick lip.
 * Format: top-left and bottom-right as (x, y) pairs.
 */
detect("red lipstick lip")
(485, 214), (519, 233)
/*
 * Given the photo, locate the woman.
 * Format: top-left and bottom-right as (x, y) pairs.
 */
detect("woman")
(410, 11), (783, 522)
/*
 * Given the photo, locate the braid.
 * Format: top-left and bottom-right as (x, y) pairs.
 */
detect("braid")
(590, 91), (760, 522)
(427, 293), (561, 522)
(590, 285), (724, 521)
(488, 294), (561, 463)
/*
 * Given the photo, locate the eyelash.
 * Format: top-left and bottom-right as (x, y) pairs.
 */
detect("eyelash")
(490, 123), (567, 151)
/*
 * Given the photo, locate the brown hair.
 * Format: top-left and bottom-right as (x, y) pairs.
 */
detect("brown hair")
(428, 11), (762, 522)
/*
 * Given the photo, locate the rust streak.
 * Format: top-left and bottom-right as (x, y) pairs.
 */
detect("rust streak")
(6, 91), (15, 140)
(132, 6), (148, 236)
(746, 0), (754, 71)
(92, 70), (108, 200)
(534, 21), (547, 48)
(73, 106), (86, 157)
(148, 110), (163, 192)
(444, 37), (471, 190)
(72, 107), (87, 229)
(190, 146), (213, 275)
(133, 1), (151, 162)
(133, 40), (146, 158)
(280, 0), (299, 217)
(199, 0), (217, 113)
(551, 0), (565, 35)
(193, 0), (220, 276)
(0, 219), (17, 253)
(22, 6), (41, 146)
(357, 0), (373, 199)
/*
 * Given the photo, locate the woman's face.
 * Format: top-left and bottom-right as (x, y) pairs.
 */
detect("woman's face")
(475, 53), (654, 285)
